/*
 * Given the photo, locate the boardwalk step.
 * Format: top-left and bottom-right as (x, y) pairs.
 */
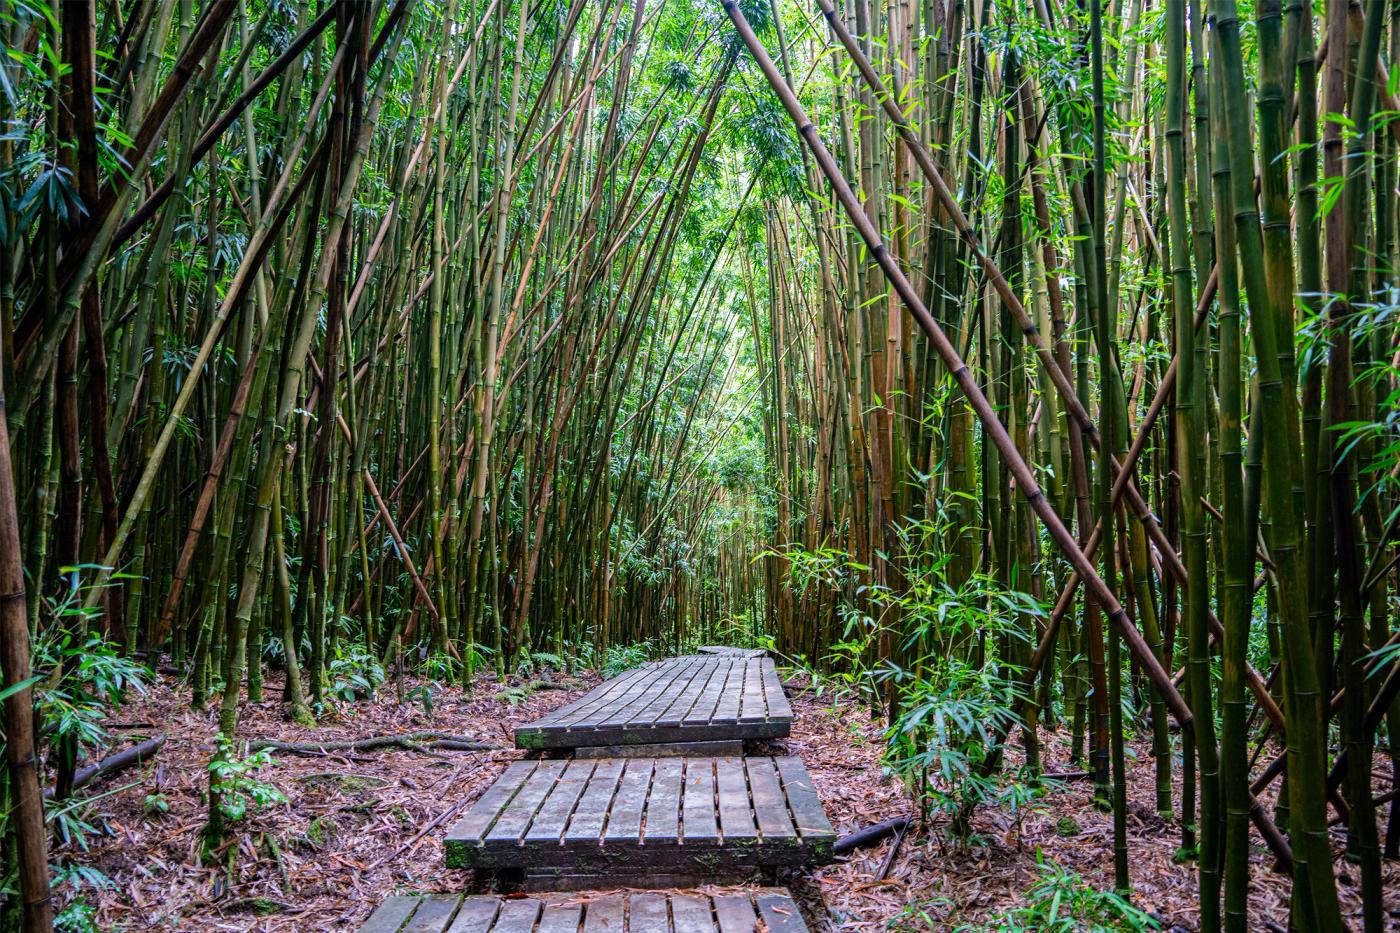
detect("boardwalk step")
(358, 888), (810, 932)
(696, 646), (768, 658)
(515, 656), (793, 751)
(574, 739), (744, 759)
(444, 755), (835, 875)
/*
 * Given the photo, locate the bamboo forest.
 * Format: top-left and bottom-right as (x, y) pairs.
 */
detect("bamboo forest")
(5, 0), (1400, 928)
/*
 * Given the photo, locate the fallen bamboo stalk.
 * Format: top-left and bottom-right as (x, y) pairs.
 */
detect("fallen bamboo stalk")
(46, 734), (165, 800)
(249, 732), (498, 756)
(833, 816), (913, 856)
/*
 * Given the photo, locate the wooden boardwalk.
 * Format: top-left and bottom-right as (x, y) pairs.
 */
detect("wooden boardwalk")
(360, 648), (835, 929)
(444, 755), (835, 879)
(359, 889), (809, 932)
(514, 655), (793, 751)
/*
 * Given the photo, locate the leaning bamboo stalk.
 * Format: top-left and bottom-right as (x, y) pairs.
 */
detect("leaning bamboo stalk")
(720, 0), (1191, 729)
(724, 0), (1298, 869)
(79, 40), (348, 610)
(815, 0), (1229, 662)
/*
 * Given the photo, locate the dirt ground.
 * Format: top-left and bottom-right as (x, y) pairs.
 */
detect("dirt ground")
(61, 665), (1398, 930)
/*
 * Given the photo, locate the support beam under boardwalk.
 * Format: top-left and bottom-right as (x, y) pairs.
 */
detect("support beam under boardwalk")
(358, 888), (811, 932)
(444, 756), (835, 885)
(513, 655), (792, 751)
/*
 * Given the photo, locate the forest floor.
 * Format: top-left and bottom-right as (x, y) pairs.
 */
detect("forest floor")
(66, 666), (1396, 931)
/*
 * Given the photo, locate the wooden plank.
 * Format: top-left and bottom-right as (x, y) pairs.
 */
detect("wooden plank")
(643, 757), (683, 844)
(360, 896), (420, 933)
(681, 758), (718, 845)
(669, 894), (716, 933)
(403, 896), (463, 933)
(739, 659), (766, 723)
(710, 659), (743, 723)
(602, 758), (652, 843)
(489, 899), (543, 933)
(444, 759), (536, 848)
(711, 894), (759, 933)
(484, 759), (567, 848)
(529, 666), (644, 728)
(564, 757), (623, 844)
(525, 759), (594, 844)
(761, 659), (793, 721)
(746, 757), (796, 841)
(657, 658), (721, 728)
(523, 662), (663, 738)
(549, 665), (660, 729)
(628, 893), (671, 930)
(605, 658), (697, 728)
(774, 756), (835, 849)
(581, 893), (625, 933)
(444, 897), (501, 933)
(590, 661), (685, 727)
(631, 657), (708, 726)
(714, 757), (757, 842)
(755, 892), (806, 933)
(536, 901), (584, 933)
(676, 658), (729, 727)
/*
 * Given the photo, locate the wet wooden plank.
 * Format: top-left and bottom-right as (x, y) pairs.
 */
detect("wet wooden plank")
(403, 896), (462, 933)
(360, 896), (421, 933)
(629, 893), (671, 930)
(711, 894), (760, 933)
(447, 755), (829, 874)
(677, 658), (730, 727)
(715, 757), (757, 842)
(580, 894), (625, 933)
(774, 756), (835, 853)
(554, 664), (669, 729)
(681, 758), (718, 844)
(746, 757), (796, 841)
(536, 901), (585, 933)
(443, 760), (536, 866)
(643, 757), (684, 844)
(525, 759), (594, 844)
(601, 758), (652, 844)
(655, 658), (719, 728)
(484, 759), (567, 848)
(631, 658), (707, 727)
(761, 659), (792, 721)
(756, 892), (806, 933)
(601, 661), (692, 727)
(669, 893), (717, 933)
(540, 664), (662, 731)
(532, 665), (646, 727)
(739, 659), (766, 723)
(564, 758), (624, 844)
(489, 899), (543, 933)
(710, 659), (743, 723)
(444, 897), (500, 933)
